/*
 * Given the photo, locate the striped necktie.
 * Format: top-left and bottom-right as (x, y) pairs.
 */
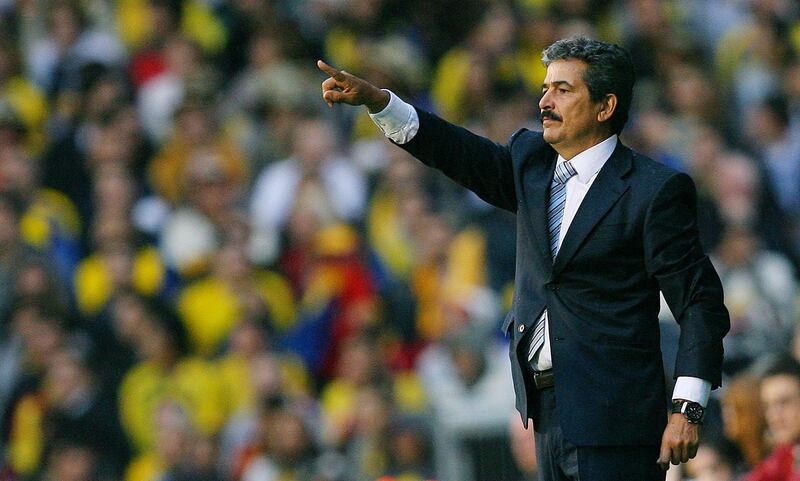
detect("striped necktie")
(529, 160), (578, 362)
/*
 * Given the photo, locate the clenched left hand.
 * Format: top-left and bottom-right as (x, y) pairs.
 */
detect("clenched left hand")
(657, 413), (700, 471)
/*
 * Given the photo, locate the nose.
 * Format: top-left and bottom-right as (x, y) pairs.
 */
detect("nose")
(539, 88), (553, 111)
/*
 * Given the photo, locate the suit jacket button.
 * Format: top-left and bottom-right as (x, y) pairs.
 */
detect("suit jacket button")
(518, 325), (525, 333)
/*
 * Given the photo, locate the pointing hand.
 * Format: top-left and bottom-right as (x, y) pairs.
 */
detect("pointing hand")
(317, 60), (390, 113)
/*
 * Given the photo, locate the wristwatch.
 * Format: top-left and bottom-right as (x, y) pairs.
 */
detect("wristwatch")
(671, 399), (705, 424)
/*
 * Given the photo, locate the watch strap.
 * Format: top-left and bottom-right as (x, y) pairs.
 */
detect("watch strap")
(671, 399), (704, 424)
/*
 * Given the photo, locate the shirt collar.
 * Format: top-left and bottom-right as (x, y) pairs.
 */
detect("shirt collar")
(556, 135), (618, 184)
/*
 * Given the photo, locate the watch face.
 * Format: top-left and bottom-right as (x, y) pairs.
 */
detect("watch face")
(685, 403), (704, 422)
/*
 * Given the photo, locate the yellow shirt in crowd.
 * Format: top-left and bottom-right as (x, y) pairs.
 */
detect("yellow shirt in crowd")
(177, 271), (296, 357)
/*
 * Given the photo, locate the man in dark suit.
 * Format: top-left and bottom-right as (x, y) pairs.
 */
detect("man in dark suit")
(318, 37), (729, 481)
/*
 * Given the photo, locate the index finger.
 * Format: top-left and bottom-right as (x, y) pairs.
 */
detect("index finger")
(317, 60), (345, 81)
(657, 445), (671, 471)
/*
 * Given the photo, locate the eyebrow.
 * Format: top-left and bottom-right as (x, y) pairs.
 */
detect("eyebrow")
(542, 80), (574, 90)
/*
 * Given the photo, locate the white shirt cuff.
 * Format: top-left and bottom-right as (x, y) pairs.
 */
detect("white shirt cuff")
(368, 89), (419, 144)
(672, 376), (711, 407)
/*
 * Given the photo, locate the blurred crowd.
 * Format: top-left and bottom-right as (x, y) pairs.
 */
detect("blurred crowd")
(0, 0), (799, 480)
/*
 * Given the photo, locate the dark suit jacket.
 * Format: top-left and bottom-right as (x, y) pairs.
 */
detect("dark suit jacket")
(397, 108), (730, 447)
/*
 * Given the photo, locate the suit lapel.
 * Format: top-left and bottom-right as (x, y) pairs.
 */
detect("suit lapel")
(552, 142), (633, 276)
(525, 148), (558, 268)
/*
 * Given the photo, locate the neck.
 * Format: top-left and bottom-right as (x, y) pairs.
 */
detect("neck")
(555, 131), (614, 160)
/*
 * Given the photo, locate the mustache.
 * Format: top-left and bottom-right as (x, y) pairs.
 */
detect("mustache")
(540, 110), (562, 122)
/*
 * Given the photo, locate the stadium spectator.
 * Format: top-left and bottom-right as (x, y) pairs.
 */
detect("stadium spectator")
(239, 405), (320, 481)
(38, 441), (100, 481)
(741, 355), (800, 481)
(250, 116), (367, 236)
(712, 224), (797, 372)
(159, 149), (244, 275)
(683, 436), (742, 481)
(39, 348), (130, 477)
(117, 297), (225, 454)
(177, 239), (295, 356)
(720, 373), (769, 468)
(417, 324), (515, 481)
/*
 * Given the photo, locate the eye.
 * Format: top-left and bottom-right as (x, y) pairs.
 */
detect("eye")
(558, 88), (568, 93)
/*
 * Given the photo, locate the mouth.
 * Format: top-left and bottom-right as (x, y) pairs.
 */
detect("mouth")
(541, 112), (562, 123)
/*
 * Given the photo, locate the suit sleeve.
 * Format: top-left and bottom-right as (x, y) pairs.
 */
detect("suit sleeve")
(643, 173), (730, 389)
(396, 108), (519, 213)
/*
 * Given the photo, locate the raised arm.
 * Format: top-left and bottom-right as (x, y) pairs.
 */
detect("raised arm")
(317, 60), (518, 213)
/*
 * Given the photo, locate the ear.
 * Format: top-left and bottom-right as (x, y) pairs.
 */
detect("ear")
(596, 94), (618, 123)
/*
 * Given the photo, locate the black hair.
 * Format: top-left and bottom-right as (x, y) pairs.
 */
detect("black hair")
(542, 37), (635, 135)
(699, 434), (743, 471)
(762, 354), (800, 383)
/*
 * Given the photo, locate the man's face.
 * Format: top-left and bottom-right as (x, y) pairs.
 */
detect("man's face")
(539, 59), (607, 154)
(761, 374), (800, 445)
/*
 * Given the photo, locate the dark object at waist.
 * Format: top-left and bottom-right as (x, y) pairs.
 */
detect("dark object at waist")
(533, 369), (554, 389)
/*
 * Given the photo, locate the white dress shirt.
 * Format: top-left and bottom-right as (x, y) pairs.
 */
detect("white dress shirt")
(369, 90), (710, 406)
(535, 136), (617, 371)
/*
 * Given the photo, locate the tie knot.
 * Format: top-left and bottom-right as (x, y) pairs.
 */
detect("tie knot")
(554, 161), (577, 184)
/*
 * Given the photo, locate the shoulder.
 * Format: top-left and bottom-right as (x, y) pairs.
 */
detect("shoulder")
(506, 129), (554, 164)
(628, 148), (680, 182)
(507, 128), (544, 151)
(744, 444), (794, 481)
(627, 147), (696, 198)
